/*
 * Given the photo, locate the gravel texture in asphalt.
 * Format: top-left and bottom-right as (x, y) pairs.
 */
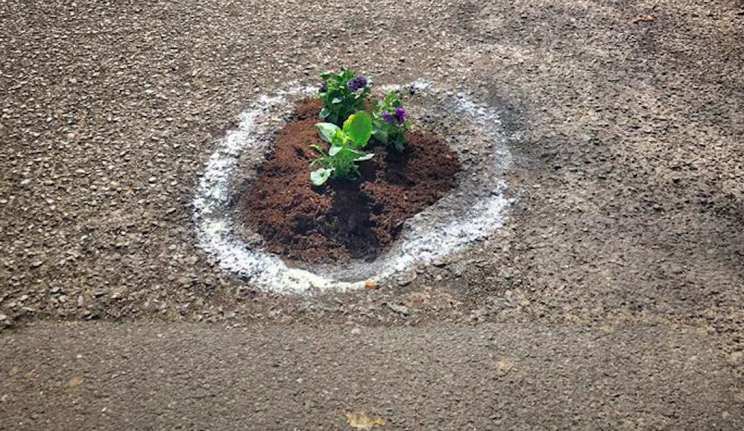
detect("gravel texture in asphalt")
(1, 0), (744, 428)
(2, 321), (743, 431)
(1, 0), (742, 326)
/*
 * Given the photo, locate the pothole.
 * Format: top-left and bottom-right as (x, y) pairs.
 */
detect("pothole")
(193, 80), (515, 293)
(241, 97), (462, 264)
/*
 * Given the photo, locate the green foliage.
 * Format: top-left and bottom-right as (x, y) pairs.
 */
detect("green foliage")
(318, 70), (370, 126)
(372, 92), (411, 152)
(310, 111), (374, 186)
(308, 72), (416, 186)
(343, 111), (373, 146)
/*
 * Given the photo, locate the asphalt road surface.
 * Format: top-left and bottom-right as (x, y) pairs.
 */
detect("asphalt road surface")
(2, 0), (744, 429)
(2, 321), (743, 430)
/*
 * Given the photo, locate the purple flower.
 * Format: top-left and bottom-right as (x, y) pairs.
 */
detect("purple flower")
(394, 107), (407, 123)
(381, 111), (396, 124)
(347, 76), (368, 91)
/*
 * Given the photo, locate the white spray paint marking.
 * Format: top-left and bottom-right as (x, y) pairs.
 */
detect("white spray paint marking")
(193, 81), (515, 294)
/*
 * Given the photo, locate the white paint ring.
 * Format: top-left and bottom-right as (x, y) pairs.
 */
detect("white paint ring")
(193, 81), (515, 294)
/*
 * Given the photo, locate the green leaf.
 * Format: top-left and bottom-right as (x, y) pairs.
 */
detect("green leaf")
(354, 152), (375, 162)
(373, 127), (389, 144)
(385, 92), (400, 106)
(316, 123), (340, 144)
(331, 131), (346, 147)
(329, 145), (343, 157)
(310, 168), (333, 186)
(343, 111), (373, 148)
(331, 97), (342, 104)
(393, 134), (406, 152)
(319, 108), (331, 119)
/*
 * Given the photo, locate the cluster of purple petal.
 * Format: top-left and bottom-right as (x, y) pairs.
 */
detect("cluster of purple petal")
(382, 107), (408, 125)
(347, 76), (368, 91)
(381, 111), (395, 124)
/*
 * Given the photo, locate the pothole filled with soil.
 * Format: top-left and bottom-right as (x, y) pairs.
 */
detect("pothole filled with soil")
(243, 99), (462, 264)
(193, 81), (513, 293)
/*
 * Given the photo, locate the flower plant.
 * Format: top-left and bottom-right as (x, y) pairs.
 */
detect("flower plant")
(310, 111), (374, 186)
(371, 92), (411, 152)
(309, 71), (414, 185)
(318, 70), (370, 126)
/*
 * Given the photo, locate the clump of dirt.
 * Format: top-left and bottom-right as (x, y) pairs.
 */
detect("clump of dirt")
(243, 99), (461, 263)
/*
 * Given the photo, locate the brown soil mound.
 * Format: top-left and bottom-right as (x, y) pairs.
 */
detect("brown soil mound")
(243, 99), (461, 263)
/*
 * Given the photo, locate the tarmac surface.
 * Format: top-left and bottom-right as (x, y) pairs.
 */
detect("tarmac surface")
(2, 321), (743, 430)
(1, 0), (744, 429)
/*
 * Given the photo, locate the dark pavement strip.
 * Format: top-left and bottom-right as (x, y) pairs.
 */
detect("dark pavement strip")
(1, 321), (742, 430)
